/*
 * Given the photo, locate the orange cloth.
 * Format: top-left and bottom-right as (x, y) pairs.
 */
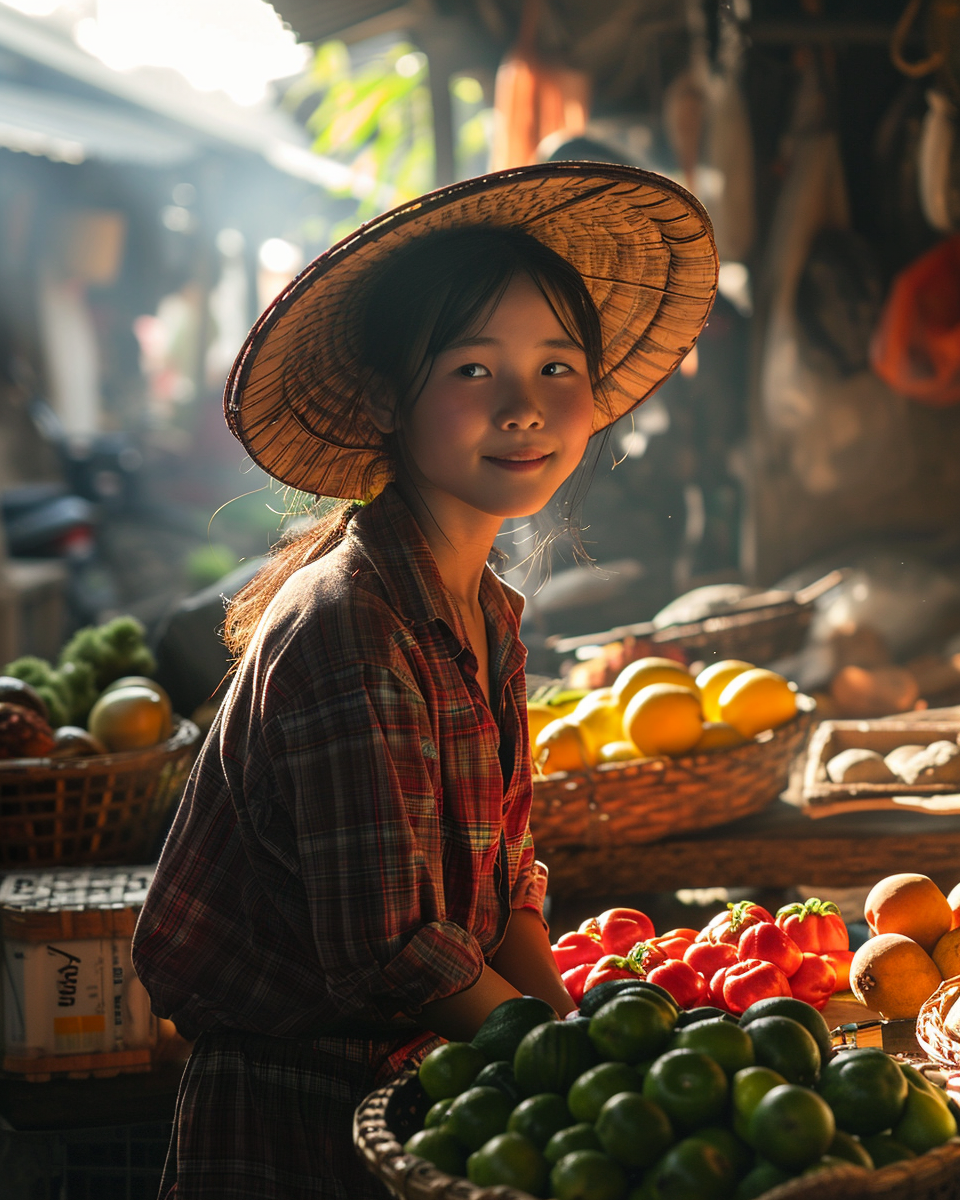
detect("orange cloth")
(871, 235), (960, 406)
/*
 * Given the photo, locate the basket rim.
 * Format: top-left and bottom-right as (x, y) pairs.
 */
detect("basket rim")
(0, 715), (200, 774)
(533, 694), (816, 787)
(356, 1071), (960, 1200)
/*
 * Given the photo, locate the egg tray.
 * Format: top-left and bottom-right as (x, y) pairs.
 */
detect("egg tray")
(0, 718), (200, 867)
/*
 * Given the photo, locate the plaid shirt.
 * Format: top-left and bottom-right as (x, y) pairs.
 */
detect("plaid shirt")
(133, 485), (547, 1041)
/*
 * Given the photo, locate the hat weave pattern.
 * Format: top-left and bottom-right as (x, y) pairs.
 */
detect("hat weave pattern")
(225, 163), (718, 498)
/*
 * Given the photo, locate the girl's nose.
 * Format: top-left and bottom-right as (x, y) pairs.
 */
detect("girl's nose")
(497, 389), (544, 430)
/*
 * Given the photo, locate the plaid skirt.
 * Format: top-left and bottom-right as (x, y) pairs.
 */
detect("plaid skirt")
(160, 1026), (440, 1199)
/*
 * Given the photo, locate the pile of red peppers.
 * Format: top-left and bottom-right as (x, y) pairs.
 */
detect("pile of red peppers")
(552, 898), (854, 1014)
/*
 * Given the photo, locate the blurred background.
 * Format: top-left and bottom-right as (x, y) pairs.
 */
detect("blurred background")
(2, 0), (960, 718)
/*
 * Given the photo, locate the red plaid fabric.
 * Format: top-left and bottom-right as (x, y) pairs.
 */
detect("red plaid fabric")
(133, 483), (547, 1042)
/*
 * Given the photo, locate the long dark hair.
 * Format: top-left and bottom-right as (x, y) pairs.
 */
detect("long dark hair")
(225, 226), (607, 661)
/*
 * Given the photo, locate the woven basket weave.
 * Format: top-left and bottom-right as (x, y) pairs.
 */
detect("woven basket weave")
(0, 718), (200, 867)
(354, 1071), (960, 1200)
(529, 699), (815, 899)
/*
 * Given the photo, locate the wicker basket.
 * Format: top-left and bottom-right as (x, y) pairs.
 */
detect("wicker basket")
(529, 699), (815, 900)
(0, 718), (200, 867)
(354, 1071), (960, 1200)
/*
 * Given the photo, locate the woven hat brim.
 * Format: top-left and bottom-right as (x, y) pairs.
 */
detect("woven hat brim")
(225, 162), (718, 499)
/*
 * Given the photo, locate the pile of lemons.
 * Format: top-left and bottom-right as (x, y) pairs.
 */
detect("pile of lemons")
(529, 658), (798, 775)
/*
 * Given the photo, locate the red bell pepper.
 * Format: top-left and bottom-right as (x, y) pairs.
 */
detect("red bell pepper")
(788, 952), (836, 1010)
(562, 962), (594, 1006)
(699, 901), (775, 946)
(597, 907), (656, 956)
(581, 942), (667, 993)
(821, 948), (854, 991)
(650, 933), (695, 961)
(552, 931), (603, 974)
(708, 966), (733, 1010)
(684, 939), (738, 981)
(775, 898), (849, 953)
(647, 960), (708, 1009)
(721, 958), (792, 1015)
(737, 922), (803, 978)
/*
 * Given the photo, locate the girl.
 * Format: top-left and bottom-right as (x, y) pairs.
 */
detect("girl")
(133, 163), (717, 1199)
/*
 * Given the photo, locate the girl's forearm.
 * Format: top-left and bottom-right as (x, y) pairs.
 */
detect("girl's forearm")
(491, 908), (576, 1016)
(417, 964), (522, 1041)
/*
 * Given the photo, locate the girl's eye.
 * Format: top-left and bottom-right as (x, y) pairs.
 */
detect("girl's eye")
(457, 363), (489, 378)
(542, 362), (572, 376)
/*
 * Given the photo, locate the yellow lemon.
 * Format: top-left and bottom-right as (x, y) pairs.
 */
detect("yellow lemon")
(695, 660), (754, 722)
(693, 721), (747, 752)
(612, 657), (699, 711)
(534, 718), (591, 774)
(527, 703), (557, 747)
(598, 740), (643, 763)
(622, 683), (703, 757)
(569, 688), (623, 761)
(718, 668), (797, 738)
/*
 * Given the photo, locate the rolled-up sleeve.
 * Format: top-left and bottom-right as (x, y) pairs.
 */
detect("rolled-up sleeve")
(263, 663), (485, 1021)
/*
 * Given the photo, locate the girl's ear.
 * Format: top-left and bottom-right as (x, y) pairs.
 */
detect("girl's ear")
(362, 389), (398, 435)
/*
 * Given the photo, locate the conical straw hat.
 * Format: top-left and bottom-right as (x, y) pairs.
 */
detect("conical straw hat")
(225, 162), (718, 499)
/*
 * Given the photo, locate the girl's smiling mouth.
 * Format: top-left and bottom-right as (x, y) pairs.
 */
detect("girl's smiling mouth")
(484, 450), (553, 471)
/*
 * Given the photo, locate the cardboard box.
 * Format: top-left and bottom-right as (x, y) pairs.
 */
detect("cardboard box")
(0, 865), (157, 1079)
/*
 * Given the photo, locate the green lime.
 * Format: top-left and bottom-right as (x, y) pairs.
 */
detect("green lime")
(472, 995), (557, 1063)
(858, 1133), (917, 1165)
(589, 995), (675, 1064)
(466, 1131), (548, 1193)
(642, 1049), (728, 1132)
(901, 1062), (951, 1103)
(730, 1066), (787, 1141)
(747, 1084), (835, 1171)
(423, 1097), (454, 1129)
(743, 1016), (821, 1087)
(827, 1129), (874, 1169)
(595, 1090), (674, 1169)
(734, 1161), (791, 1199)
(817, 1047), (908, 1136)
(418, 1041), (487, 1101)
(544, 1123), (603, 1166)
(675, 1006), (736, 1028)
(695, 1125), (752, 1177)
(507, 1092), (572, 1149)
(670, 1019), (755, 1078)
(892, 1080), (958, 1153)
(802, 1154), (868, 1177)
(738, 997), (833, 1066)
(444, 1085), (512, 1151)
(514, 1020), (599, 1097)
(403, 1127), (467, 1176)
(473, 1059), (520, 1103)
(550, 1149), (629, 1200)
(568, 1062), (643, 1123)
(650, 1135), (738, 1200)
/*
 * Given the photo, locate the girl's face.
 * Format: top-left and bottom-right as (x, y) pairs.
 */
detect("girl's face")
(373, 273), (597, 526)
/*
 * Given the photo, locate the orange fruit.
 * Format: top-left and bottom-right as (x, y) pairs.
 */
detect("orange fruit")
(87, 686), (171, 751)
(570, 689), (626, 763)
(932, 927), (960, 978)
(717, 669), (797, 738)
(534, 718), (591, 774)
(612, 657), (699, 711)
(597, 740), (643, 763)
(693, 722), (747, 752)
(947, 880), (960, 929)
(622, 684), (703, 757)
(849, 933), (942, 1018)
(527, 702), (558, 747)
(695, 660), (754, 722)
(102, 676), (172, 724)
(864, 873), (953, 952)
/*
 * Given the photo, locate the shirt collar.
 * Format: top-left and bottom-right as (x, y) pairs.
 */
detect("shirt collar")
(346, 484), (525, 653)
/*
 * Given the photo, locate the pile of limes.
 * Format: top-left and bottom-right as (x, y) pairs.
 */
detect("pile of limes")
(403, 988), (959, 1200)
(530, 658), (799, 773)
